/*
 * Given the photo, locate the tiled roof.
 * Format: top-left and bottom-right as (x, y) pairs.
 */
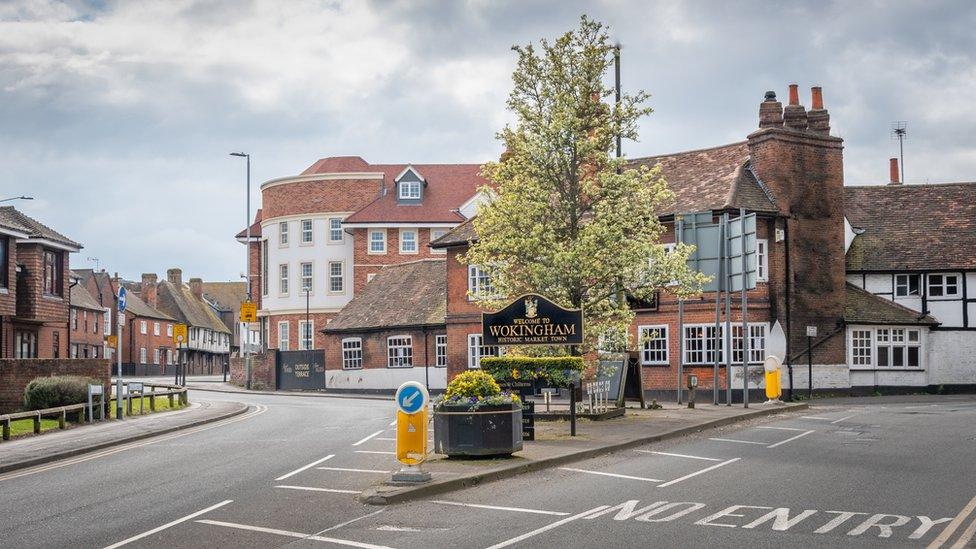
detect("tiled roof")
(628, 142), (777, 214)
(69, 280), (103, 312)
(74, 269), (173, 320)
(157, 281), (231, 333)
(324, 259), (446, 332)
(845, 182), (976, 271)
(235, 209), (262, 239)
(429, 217), (476, 248)
(844, 283), (939, 326)
(304, 159), (485, 224)
(0, 206), (81, 249)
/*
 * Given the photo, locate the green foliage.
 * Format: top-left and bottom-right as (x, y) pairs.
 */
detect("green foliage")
(438, 370), (520, 411)
(465, 16), (708, 354)
(481, 356), (585, 388)
(23, 376), (97, 411)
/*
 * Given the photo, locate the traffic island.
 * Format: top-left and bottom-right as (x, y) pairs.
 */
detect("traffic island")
(360, 400), (806, 505)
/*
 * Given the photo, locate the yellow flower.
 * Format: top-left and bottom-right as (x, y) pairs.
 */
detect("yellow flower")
(511, 368), (520, 380)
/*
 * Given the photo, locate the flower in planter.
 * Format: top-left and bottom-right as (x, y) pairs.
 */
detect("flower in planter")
(436, 370), (520, 411)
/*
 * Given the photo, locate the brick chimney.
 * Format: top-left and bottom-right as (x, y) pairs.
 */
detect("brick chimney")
(189, 277), (203, 300)
(783, 83), (808, 131)
(141, 273), (158, 308)
(889, 158), (901, 184)
(807, 86), (830, 135)
(759, 91), (784, 128)
(167, 268), (182, 286)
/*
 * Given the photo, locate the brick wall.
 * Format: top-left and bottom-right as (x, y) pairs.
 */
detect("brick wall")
(352, 227), (447, 293)
(229, 352), (275, 390)
(262, 178), (381, 220)
(69, 308), (105, 358)
(121, 315), (178, 375)
(267, 312), (336, 351)
(0, 358), (111, 413)
(323, 327), (444, 371)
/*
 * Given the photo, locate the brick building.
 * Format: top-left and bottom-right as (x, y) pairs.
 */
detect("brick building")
(0, 207), (82, 359)
(202, 281), (260, 357)
(68, 275), (108, 359)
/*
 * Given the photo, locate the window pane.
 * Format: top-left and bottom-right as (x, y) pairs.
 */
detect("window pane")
(907, 346), (919, 367)
(877, 346), (889, 367)
(892, 347), (904, 367)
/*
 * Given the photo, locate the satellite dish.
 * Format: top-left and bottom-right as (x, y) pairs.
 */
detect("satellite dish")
(768, 320), (787, 362)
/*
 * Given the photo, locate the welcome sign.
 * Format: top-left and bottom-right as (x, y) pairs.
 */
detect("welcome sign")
(482, 294), (583, 346)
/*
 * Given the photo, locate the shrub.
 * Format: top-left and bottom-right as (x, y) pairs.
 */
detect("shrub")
(23, 376), (96, 411)
(437, 370), (519, 411)
(481, 356), (585, 388)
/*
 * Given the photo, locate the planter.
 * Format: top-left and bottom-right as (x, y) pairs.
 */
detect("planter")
(433, 403), (523, 457)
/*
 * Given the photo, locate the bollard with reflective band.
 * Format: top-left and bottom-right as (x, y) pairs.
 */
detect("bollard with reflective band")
(763, 356), (783, 402)
(396, 408), (428, 465)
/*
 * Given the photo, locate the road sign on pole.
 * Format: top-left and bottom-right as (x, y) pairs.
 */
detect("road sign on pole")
(173, 324), (188, 345)
(240, 302), (257, 323)
(115, 286), (125, 420)
(392, 381), (431, 484)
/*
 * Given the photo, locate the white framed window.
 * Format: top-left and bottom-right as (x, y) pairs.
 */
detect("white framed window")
(342, 338), (363, 369)
(154, 348), (160, 364)
(166, 349), (173, 365)
(140, 320), (148, 335)
(93, 313), (99, 333)
(279, 221), (289, 246)
(299, 320), (314, 350)
(277, 321), (289, 351)
(261, 240), (269, 296)
(140, 347), (147, 364)
(388, 336), (413, 368)
(328, 261), (344, 293)
(876, 328), (921, 368)
(851, 329), (872, 366)
(467, 333), (499, 369)
(71, 309), (78, 330)
(300, 262), (313, 293)
(927, 274), (959, 298)
(757, 239), (768, 282)
(167, 324), (173, 337)
(300, 219), (313, 244)
(328, 218), (343, 243)
(369, 230), (387, 254)
(895, 274), (920, 297)
(103, 309), (112, 336)
(279, 264), (289, 295)
(467, 265), (494, 300)
(731, 324), (767, 364)
(400, 229), (418, 254)
(436, 334), (447, 367)
(683, 325), (724, 365)
(430, 229), (447, 254)
(153, 322), (160, 336)
(399, 180), (421, 199)
(639, 325), (669, 365)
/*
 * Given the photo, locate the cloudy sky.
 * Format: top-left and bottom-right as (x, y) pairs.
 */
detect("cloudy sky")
(2, 0), (974, 281)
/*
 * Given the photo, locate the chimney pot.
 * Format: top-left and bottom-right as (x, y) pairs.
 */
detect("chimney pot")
(788, 84), (799, 106)
(758, 91), (784, 128)
(764, 90), (777, 102)
(889, 158), (901, 184)
(141, 273), (158, 308)
(167, 268), (183, 286)
(811, 86), (824, 110)
(189, 277), (203, 300)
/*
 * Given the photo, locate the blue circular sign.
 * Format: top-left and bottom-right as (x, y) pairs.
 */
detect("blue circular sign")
(395, 382), (428, 414)
(117, 286), (127, 313)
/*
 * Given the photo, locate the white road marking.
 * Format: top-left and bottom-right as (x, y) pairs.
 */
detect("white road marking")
(275, 485), (359, 494)
(431, 500), (570, 516)
(274, 454), (335, 481)
(767, 430), (815, 448)
(317, 509), (387, 533)
(375, 437), (397, 441)
(657, 458), (740, 487)
(103, 500), (233, 549)
(355, 450), (396, 455)
(757, 426), (805, 431)
(484, 505), (610, 549)
(636, 450), (723, 462)
(559, 468), (662, 483)
(928, 493), (976, 548)
(830, 415), (856, 424)
(317, 467), (390, 474)
(801, 416), (834, 420)
(352, 430), (385, 447)
(196, 519), (394, 549)
(709, 437), (766, 445)
(389, 419), (397, 426)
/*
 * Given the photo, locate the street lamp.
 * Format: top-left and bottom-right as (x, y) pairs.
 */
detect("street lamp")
(0, 196), (34, 203)
(230, 152), (252, 389)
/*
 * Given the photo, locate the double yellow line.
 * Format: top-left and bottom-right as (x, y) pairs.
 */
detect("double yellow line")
(929, 493), (976, 548)
(0, 405), (267, 483)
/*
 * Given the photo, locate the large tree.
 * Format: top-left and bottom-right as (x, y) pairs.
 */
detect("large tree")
(465, 16), (708, 353)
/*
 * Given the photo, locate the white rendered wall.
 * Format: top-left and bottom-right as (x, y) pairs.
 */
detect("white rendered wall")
(927, 331), (976, 385)
(326, 367), (447, 390)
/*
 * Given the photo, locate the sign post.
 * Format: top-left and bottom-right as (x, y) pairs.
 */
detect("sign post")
(391, 381), (431, 484)
(806, 325), (817, 399)
(173, 324), (187, 386)
(115, 286), (126, 420)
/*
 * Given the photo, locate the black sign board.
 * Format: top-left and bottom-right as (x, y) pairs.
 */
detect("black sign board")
(521, 401), (535, 441)
(276, 350), (325, 391)
(482, 294), (583, 346)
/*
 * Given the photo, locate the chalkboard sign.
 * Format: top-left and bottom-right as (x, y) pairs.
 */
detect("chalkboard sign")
(595, 352), (628, 408)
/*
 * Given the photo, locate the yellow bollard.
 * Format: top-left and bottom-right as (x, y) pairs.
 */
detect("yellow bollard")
(395, 408), (428, 466)
(763, 356), (783, 402)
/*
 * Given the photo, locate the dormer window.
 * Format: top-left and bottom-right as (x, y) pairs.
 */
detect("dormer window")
(395, 166), (425, 202)
(399, 180), (421, 199)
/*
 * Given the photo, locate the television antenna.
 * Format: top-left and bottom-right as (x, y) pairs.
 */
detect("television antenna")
(87, 257), (100, 271)
(891, 121), (907, 183)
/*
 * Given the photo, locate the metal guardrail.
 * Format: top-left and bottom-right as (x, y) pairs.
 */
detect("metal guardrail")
(0, 382), (188, 442)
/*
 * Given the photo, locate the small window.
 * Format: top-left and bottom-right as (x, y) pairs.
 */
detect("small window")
(329, 262), (344, 293)
(140, 347), (147, 364)
(140, 321), (148, 335)
(851, 329), (872, 366)
(261, 240), (269, 296)
(167, 324), (173, 337)
(436, 334), (447, 367)
(43, 250), (62, 296)
(329, 218), (343, 242)
(400, 230), (418, 254)
(299, 320), (313, 350)
(300, 262), (313, 293)
(639, 325), (669, 365)
(467, 333), (499, 369)
(399, 180), (421, 200)
(342, 338), (363, 369)
(154, 348), (160, 365)
(895, 274), (920, 297)
(71, 309), (78, 330)
(0, 236), (8, 288)
(279, 222), (289, 245)
(757, 239), (768, 282)
(388, 336), (413, 368)
(300, 219), (313, 244)
(430, 229), (447, 254)
(279, 264), (289, 295)
(153, 322), (160, 336)
(369, 230), (386, 254)
(278, 321), (289, 351)
(927, 274), (959, 298)
(467, 265), (494, 300)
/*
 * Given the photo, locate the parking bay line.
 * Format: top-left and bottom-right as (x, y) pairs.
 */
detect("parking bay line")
(951, 514), (976, 549)
(767, 430), (816, 448)
(275, 485), (360, 494)
(102, 500), (233, 549)
(317, 467), (390, 474)
(274, 454), (335, 481)
(656, 458), (741, 488)
(830, 415), (855, 424)
(636, 450), (723, 462)
(559, 468), (662, 483)
(756, 426), (806, 431)
(484, 506), (611, 549)
(196, 520), (394, 549)
(352, 430), (385, 447)
(355, 450), (396, 455)
(708, 437), (767, 445)
(431, 500), (570, 516)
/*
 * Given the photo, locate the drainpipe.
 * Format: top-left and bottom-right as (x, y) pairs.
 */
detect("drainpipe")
(68, 277), (79, 358)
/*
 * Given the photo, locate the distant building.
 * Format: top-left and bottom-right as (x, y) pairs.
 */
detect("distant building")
(68, 274), (108, 359)
(150, 269), (231, 375)
(201, 281), (261, 356)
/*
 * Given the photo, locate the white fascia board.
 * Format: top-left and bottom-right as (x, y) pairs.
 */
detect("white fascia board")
(340, 222), (460, 229)
(0, 226), (30, 239)
(16, 237), (81, 252)
(394, 165), (425, 182)
(260, 172), (384, 190)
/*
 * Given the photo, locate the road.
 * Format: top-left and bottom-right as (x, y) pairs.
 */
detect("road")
(1, 389), (975, 548)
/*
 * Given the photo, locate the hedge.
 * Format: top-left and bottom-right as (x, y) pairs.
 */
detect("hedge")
(23, 376), (97, 411)
(481, 356), (585, 388)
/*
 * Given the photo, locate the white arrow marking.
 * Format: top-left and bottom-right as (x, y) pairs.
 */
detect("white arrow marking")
(402, 391), (420, 408)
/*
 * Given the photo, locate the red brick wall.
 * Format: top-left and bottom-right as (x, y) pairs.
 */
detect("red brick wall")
(0, 358), (111, 413)
(121, 314), (178, 372)
(261, 178), (381, 220)
(69, 308), (106, 358)
(230, 352), (275, 390)
(0, 235), (15, 318)
(352, 227), (447, 293)
(323, 328), (444, 371)
(267, 312), (336, 351)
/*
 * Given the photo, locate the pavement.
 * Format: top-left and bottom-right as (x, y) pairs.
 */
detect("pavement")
(130, 375), (395, 401)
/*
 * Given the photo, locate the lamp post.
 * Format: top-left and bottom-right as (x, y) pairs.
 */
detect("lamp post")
(305, 287), (310, 351)
(0, 196), (34, 203)
(230, 152), (251, 390)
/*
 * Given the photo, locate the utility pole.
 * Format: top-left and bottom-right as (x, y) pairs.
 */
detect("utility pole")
(230, 152), (252, 389)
